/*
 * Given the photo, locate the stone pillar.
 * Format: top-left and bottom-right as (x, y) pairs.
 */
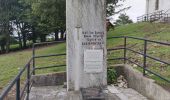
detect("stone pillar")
(66, 0), (107, 91)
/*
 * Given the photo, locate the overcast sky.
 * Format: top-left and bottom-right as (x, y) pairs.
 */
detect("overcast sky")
(113, 0), (146, 22)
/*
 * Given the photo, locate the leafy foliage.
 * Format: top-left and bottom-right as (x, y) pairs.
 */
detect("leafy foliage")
(0, 0), (18, 52)
(106, 0), (130, 17)
(107, 68), (117, 84)
(30, 0), (66, 33)
(0, 0), (66, 52)
(114, 14), (133, 26)
(0, 0), (125, 53)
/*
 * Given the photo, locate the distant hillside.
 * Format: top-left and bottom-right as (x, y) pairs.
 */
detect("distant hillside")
(107, 22), (170, 47)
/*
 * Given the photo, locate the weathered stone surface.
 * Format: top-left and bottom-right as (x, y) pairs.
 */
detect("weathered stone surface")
(31, 72), (66, 86)
(28, 85), (117, 100)
(107, 85), (149, 100)
(81, 87), (106, 100)
(107, 85), (128, 100)
(116, 87), (148, 100)
(29, 86), (82, 100)
(114, 64), (170, 100)
(66, 0), (107, 90)
(29, 85), (149, 100)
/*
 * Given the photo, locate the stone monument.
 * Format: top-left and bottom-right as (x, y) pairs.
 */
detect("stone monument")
(66, 0), (107, 91)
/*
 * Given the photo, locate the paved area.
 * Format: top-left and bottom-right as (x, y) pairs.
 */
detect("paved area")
(29, 85), (149, 100)
(115, 87), (149, 100)
(29, 86), (82, 100)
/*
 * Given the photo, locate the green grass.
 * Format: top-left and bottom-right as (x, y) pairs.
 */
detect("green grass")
(107, 22), (170, 88)
(10, 44), (20, 50)
(0, 43), (66, 92)
(0, 22), (170, 93)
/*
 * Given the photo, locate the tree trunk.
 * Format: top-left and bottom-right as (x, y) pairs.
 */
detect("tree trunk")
(22, 32), (27, 48)
(64, 32), (66, 40)
(40, 34), (46, 42)
(16, 21), (23, 49)
(18, 32), (23, 49)
(0, 36), (6, 53)
(32, 33), (36, 43)
(55, 31), (59, 41)
(5, 24), (10, 53)
(0, 44), (5, 53)
(5, 38), (10, 53)
(32, 27), (36, 43)
(60, 30), (64, 40)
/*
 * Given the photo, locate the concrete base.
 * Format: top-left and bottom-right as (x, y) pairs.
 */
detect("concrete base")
(29, 86), (82, 100)
(115, 87), (148, 100)
(114, 64), (170, 100)
(29, 86), (119, 100)
(81, 87), (122, 100)
(29, 72), (121, 100)
(31, 72), (66, 86)
(29, 85), (148, 100)
(29, 71), (149, 100)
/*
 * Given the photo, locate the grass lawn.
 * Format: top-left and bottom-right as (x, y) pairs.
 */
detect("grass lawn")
(0, 22), (170, 93)
(0, 43), (66, 92)
(107, 22), (170, 89)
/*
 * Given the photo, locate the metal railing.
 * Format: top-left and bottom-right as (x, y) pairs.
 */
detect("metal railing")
(0, 41), (66, 100)
(137, 10), (170, 23)
(108, 36), (170, 83)
(1, 36), (170, 100)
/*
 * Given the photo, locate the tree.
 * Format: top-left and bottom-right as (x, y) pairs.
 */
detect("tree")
(28, 0), (66, 41)
(0, 0), (18, 52)
(13, 0), (33, 48)
(0, 33), (6, 52)
(106, 0), (131, 17)
(106, 0), (119, 17)
(114, 13), (133, 26)
(1, 0), (124, 53)
(0, 0), (66, 53)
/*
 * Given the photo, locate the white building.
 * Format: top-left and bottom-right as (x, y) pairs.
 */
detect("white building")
(146, 0), (170, 14)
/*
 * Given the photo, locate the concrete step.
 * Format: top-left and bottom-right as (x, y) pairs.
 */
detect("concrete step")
(107, 85), (149, 100)
(29, 86), (82, 100)
(29, 85), (149, 100)
(116, 87), (148, 100)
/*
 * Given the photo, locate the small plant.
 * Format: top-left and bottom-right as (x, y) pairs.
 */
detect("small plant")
(107, 68), (117, 84)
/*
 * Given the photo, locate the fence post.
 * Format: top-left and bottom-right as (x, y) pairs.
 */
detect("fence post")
(124, 37), (127, 64)
(143, 40), (147, 76)
(32, 44), (35, 75)
(16, 77), (20, 100)
(26, 63), (30, 100)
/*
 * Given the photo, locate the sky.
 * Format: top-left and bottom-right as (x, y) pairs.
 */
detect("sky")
(113, 0), (146, 22)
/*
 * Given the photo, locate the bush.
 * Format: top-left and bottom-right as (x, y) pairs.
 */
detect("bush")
(107, 68), (117, 84)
